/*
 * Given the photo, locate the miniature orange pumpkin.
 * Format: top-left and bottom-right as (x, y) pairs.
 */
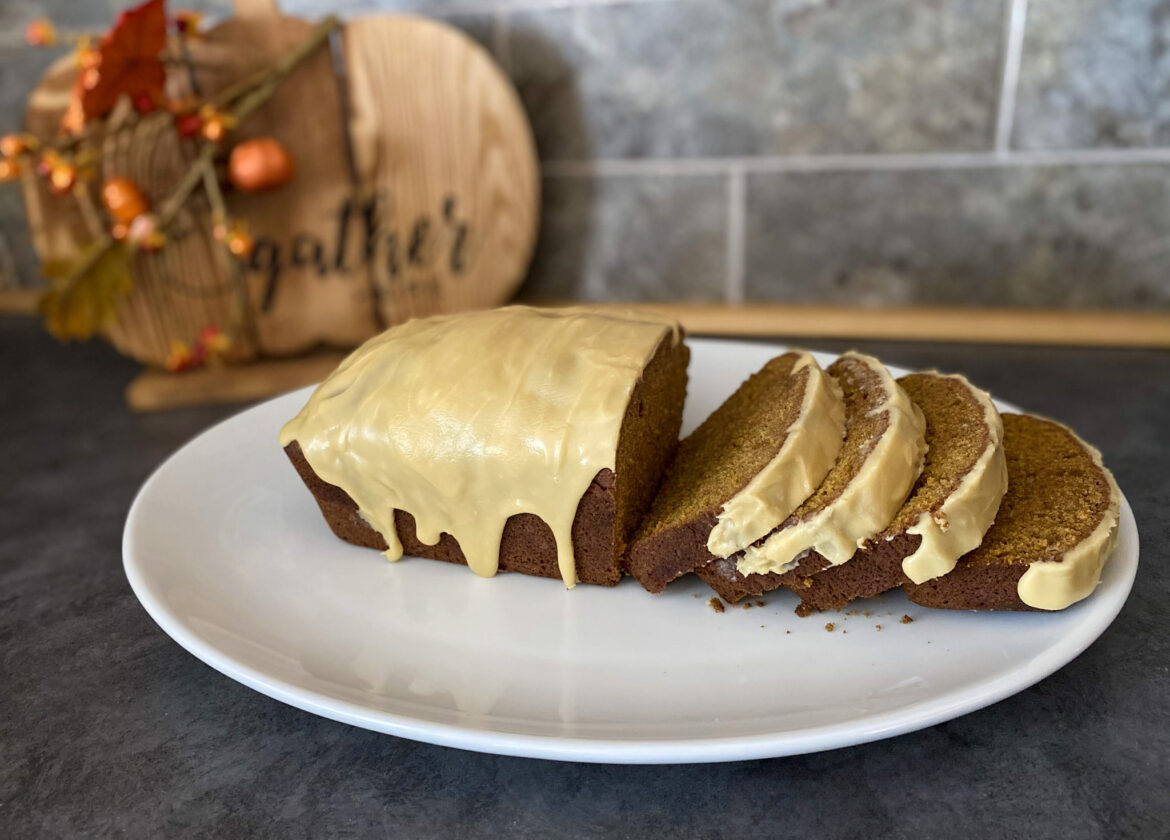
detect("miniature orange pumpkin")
(101, 176), (150, 224)
(228, 137), (294, 193)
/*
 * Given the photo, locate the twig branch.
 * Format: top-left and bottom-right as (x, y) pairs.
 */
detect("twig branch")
(47, 17), (340, 299)
(199, 157), (255, 346)
(46, 17), (341, 157)
(72, 182), (105, 239)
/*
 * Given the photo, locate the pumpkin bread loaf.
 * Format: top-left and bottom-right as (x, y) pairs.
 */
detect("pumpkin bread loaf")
(904, 413), (1120, 611)
(624, 352), (845, 593)
(281, 306), (689, 587)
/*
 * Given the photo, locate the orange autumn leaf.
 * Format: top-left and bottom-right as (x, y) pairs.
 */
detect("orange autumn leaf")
(61, 0), (169, 135)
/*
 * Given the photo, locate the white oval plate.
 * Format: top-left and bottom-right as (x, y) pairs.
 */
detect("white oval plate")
(123, 339), (1138, 764)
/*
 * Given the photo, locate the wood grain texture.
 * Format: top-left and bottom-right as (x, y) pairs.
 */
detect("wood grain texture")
(234, 0), (279, 17)
(342, 16), (539, 326)
(194, 14), (377, 357)
(572, 303), (1170, 348)
(100, 108), (247, 365)
(0, 289), (42, 313)
(125, 350), (348, 411)
(19, 10), (539, 371)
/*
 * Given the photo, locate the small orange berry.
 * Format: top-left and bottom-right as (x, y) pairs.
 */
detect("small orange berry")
(227, 230), (255, 258)
(201, 117), (227, 143)
(166, 339), (198, 373)
(0, 133), (36, 158)
(48, 162), (77, 195)
(0, 159), (22, 181)
(25, 19), (58, 47)
(197, 325), (231, 355)
(77, 42), (99, 69)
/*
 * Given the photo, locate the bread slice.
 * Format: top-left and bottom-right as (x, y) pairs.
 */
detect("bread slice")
(782, 372), (1006, 615)
(281, 306), (689, 587)
(624, 351), (845, 593)
(699, 352), (927, 602)
(904, 413), (1120, 611)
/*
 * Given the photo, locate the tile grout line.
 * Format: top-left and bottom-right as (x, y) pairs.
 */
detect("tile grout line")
(724, 165), (746, 304)
(540, 147), (1170, 178)
(993, 0), (1030, 155)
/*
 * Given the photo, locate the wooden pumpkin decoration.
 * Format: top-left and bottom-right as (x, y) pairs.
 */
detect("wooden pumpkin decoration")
(19, 0), (540, 370)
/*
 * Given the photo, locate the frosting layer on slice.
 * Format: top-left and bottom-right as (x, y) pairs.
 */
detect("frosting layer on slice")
(706, 353), (845, 557)
(903, 413), (1121, 611)
(1011, 418), (1121, 610)
(736, 352), (927, 577)
(774, 371), (1008, 614)
(625, 351), (843, 593)
(900, 373), (1007, 584)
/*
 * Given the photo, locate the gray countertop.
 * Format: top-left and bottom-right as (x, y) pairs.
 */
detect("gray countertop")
(2, 316), (1167, 838)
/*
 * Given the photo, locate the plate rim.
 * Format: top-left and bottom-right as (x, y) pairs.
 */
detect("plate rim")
(122, 337), (1140, 764)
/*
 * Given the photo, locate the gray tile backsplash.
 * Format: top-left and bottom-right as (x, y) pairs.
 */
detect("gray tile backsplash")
(509, 0), (1003, 159)
(520, 174), (727, 302)
(1014, 0), (1170, 150)
(745, 165), (1170, 309)
(2, 0), (1169, 311)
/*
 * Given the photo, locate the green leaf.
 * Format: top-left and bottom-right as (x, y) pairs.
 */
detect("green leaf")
(40, 241), (134, 340)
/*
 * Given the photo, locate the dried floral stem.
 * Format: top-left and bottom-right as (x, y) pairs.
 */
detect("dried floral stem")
(156, 143), (215, 226)
(53, 141), (212, 290)
(49, 17), (339, 301)
(199, 158), (255, 346)
(72, 183), (105, 239)
(63, 231), (115, 285)
(47, 17), (340, 156)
